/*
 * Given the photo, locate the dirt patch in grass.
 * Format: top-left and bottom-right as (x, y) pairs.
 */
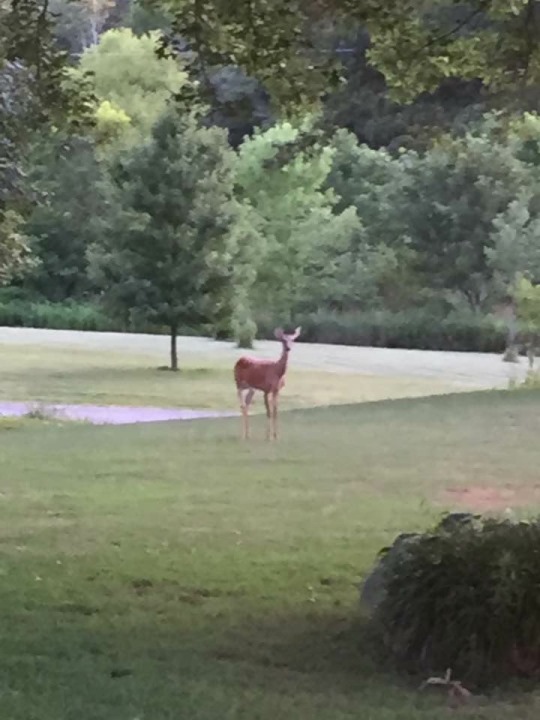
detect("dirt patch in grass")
(443, 484), (540, 512)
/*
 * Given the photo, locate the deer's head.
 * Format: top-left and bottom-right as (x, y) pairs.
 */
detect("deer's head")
(274, 326), (302, 352)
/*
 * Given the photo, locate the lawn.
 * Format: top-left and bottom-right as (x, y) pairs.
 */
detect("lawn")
(0, 340), (460, 410)
(1, 386), (540, 719)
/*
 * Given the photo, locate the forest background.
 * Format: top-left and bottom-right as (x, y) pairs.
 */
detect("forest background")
(3, 0), (540, 368)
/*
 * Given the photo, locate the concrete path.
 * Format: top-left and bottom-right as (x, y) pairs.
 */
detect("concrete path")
(0, 400), (237, 425)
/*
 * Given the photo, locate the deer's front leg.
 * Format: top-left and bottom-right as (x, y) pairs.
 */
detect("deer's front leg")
(271, 391), (279, 441)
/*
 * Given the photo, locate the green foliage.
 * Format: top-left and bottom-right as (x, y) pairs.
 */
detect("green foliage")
(0, 293), (117, 331)
(487, 194), (540, 296)
(515, 277), (540, 331)
(397, 133), (536, 308)
(49, 0), (118, 55)
(509, 369), (540, 390)
(152, 0), (540, 109)
(236, 121), (362, 320)
(1, 0), (96, 132)
(514, 277), (540, 366)
(232, 304), (257, 349)
(325, 130), (418, 310)
(76, 28), (187, 148)
(1, 0), (96, 278)
(21, 133), (117, 300)
(374, 514), (540, 685)
(89, 109), (254, 369)
(0, 210), (35, 286)
(94, 99), (132, 144)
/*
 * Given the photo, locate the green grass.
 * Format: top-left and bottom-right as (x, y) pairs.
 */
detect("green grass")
(0, 342), (459, 409)
(1, 389), (540, 719)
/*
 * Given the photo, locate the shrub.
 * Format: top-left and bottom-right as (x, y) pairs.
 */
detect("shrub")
(372, 514), (540, 686)
(509, 369), (540, 390)
(256, 308), (508, 353)
(232, 305), (257, 349)
(0, 297), (120, 331)
(0, 295), (201, 335)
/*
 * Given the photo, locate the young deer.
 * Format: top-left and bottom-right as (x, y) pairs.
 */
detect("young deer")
(234, 327), (301, 440)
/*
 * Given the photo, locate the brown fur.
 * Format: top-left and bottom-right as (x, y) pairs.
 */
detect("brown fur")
(234, 327), (301, 440)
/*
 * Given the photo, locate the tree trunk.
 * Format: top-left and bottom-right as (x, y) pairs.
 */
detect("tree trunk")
(170, 324), (178, 371)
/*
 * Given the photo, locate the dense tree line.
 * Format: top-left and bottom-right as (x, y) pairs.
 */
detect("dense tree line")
(1, 0), (540, 367)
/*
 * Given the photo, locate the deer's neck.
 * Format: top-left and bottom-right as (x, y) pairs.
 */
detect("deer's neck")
(275, 343), (289, 377)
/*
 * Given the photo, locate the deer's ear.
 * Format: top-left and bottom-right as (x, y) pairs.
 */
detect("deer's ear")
(293, 326), (302, 339)
(274, 327), (284, 340)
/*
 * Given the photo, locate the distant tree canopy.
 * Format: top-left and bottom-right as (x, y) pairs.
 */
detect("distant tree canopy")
(76, 28), (188, 146)
(2, 0), (540, 358)
(1, 0), (96, 280)
(148, 0), (540, 109)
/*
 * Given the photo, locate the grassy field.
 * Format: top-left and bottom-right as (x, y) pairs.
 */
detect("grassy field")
(0, 331), (539, 717)
(1, 382), (540, 718)
(0, 341), (460, 410)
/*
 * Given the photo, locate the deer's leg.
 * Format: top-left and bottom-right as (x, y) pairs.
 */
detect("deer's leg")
(271, 391), (278, 441)
(264, 392), (271, 441)
(238, 388), (255, 440)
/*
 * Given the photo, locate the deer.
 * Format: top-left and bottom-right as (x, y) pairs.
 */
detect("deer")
(234, 327), (301, 441)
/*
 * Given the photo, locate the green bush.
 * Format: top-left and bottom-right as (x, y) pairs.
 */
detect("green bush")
(0, 295), (206, 336)
(257, 308), (508, 353)
(0, 296), (120, 331)
(372, 515), (540, 686)
(0, 290), (509, 353)
(509, 369), (540, 390)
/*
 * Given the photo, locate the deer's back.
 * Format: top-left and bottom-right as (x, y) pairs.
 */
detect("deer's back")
(234, 357), (283, 392)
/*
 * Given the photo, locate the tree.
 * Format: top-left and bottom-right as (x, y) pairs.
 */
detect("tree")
(149, 0), (540, 109)
(0, 210), (34, 286)
(49, 0), (115, 54)
(487, 193), (540, 293)
(235, 120), (362, 321)
(22, 133), (117, 300)
(76, 28), (187, 147)
(325, 129), (421, 310)
(89, 109), (255, 370)
(514, 276), (540, 367)
(396, 131), (535, 308)
(1, 0), (95, 277)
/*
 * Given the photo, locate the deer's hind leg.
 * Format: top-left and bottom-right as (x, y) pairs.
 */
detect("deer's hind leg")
(264, 392), (272, 441)
(238, 388), (255, 439)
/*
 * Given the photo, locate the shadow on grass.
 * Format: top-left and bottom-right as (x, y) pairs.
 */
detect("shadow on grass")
(210, 609), (403, 691)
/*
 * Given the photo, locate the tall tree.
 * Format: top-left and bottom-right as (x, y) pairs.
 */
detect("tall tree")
(89, 109), (256, 370)
(1, 0), (95, 279)
(235, 120), (361, 321)
(397, 131), (535, 308)
(22, 133), (116, 300)
(76, 28), (187, 148)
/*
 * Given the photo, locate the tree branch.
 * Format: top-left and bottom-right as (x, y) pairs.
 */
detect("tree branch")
(35, 0), (49, 81)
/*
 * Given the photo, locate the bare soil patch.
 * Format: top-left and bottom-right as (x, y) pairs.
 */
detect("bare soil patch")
(443, 484), (540, 512)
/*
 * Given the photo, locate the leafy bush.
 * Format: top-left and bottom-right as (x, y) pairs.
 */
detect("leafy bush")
(257, 308), (508, 353)
(0, 296), (120, 331)
(372, 514), (540, 685)
(0, 291), (509, 354)
(0, 294), (205, 336)
(509, 369), (540, 390)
